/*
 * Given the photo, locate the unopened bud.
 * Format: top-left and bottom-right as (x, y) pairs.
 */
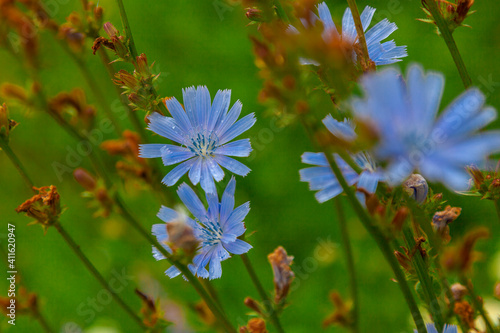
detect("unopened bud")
(403, 174), (428, 204)
(73, 168), (97, 191)
(243, 297), (263, 314)
(245, 8), (264, 22)
(450, 283), (467, 301)
(103, 22), (119, 37)
(391, 207), (409, 232)
(134, 53), (151, 78)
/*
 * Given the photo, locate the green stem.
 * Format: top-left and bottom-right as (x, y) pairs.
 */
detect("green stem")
(403, 227), (444, 332)
(240, 253), (285, 333)
(115, 0), (138, 59)
(334, 198), (359, 333)
(0, 138), (36, 192)
(273, 0), (289, 23)
(424, 0), (472, 88)
(32, 308), (54, 333)
(53, 221), (146, 329)
(345, 0), (371, 68)
(459, 276), (495, 333)
(113, 195), (236, 333)
(493, 200), (500, 225)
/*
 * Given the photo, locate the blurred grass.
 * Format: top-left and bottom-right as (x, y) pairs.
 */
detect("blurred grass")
(0, 0), (499, 332)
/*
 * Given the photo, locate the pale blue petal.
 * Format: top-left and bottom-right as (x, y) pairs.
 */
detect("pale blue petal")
(182, 86), (198, 125)
(214, 155), (251, 176)
(206, 158), (225, 182)
(219, 113), (256, 145)
(200, 161), (217, 193)
(196, 86), (211, 129)
(322, 115), (357, 141)
(188, 157), (202, 185)
(216, 139), (252, 157)
(160, 145), (195, 166)
(365, 19), (398, 45)
(220, 177), (236, 226)
(139, 144), (165, 158)
(226, 202), (250, 228)
(165, 97), (192, 133)
(177, 182), (207, 221)
(342, 7), (356, 41)
(165, 266), (181, 279)
(360, 6), (375, 32)
(161, 159), (196, 186)
(317, 2), (339, 40)
(224, 239), (252, 255)
(147, 112), (185, 144)
(357, 171), (380, 193)
(216, 100), (242, 137)
(208, 89), (231, 132)
(209, 257), (222, 280)
(157, 206), (179, 223)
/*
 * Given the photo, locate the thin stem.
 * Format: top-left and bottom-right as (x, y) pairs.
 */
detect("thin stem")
(424, 0), (472, 88)
(32, 309), (53, 333)
(0, 138), (36, 192)
(240, 253), (285, 333)
(115, 0), (138, 59)
(345, 0), (371, 68)
(403, 227), (444, 332)
(459, 276), (495, 333)
(273, 0), (290, 23)
(53, 221), (145, 328)
(334, 198), (359, 333)
(493, 200), (500, 225)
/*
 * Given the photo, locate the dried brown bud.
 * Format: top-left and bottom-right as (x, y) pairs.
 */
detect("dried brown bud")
(135, 289), (168, 328)
(166, 220), (198, 256)
(245, 8), (264, 22)
(432, 205), (461, 244)
(114, 70), (140, 91)
(16, 185), (61, 231)
(0, 103), (12, 138)
(394, 250), (413, 275)
(391, 207), (409, 232)
(323, 291), (351, 328)
(240, 318), (267, 333)
(268, 246), (294, 304)
(193, 301), (216, 325)
(73, 168), (97, 191)
(103, 22), (119, 37)
(1, 83), (28, 102)
(134, 53), (151, 78)
(442, 227), (490, 272)
(243, 297), (263, 314)
(454, 300), (475, 329)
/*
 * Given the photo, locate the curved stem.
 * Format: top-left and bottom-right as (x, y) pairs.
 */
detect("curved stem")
(346, 0), (371, 69)
(334, 198), (359, 333)
(54, 221), (145, 328)
(0, 138), (36, 192)
(240, 253), (285, 333)
(424, 0), (472, 88)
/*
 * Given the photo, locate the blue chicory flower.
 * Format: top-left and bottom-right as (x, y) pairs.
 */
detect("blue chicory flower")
(414, 323), (458, 333)
(351, 64), (500, 190)
(152, 177), (252, 280)
(139, 86), (256, 194)
(290, 2), (407, 66)
(300, 114), (384, 203)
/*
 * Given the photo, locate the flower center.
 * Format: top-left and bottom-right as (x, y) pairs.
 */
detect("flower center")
(187, 130), (219, 158)
(198, 219), (223, 247)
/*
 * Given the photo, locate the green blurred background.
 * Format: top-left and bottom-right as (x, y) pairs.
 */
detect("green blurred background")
(0, 0), (499, 332)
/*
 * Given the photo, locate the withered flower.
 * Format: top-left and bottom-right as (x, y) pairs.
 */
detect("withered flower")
(323, 291), (352, 328)
(16, 185), (61, 232)
(268, 246), (294, 304)
(432, 205), (461, 244)
(442, 227), (490, 272)
(135, 289), (169, 329)
(239, 318), (268, 333)
(73, 168), (113, 218)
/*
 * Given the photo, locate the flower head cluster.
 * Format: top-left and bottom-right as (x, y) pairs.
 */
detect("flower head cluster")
(140, 86), (256, 194)
(290, 2), (407, 66)
(152, 177), (252, 279)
